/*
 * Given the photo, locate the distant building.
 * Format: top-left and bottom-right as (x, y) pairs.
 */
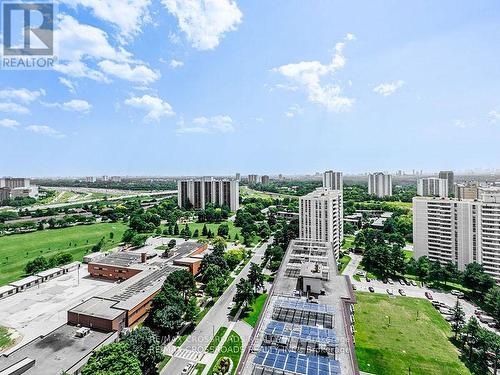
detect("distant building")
(322, 170), (343, 190)
(85, 176), (96, 183)
(455, 183), (479, 200)
(368, 173), (392, 197)
(235, 172), (241, 181)
(299, 188), (343, 259)
(248, 174), (258, 184)
(261, 175), (270, 185)
(413, 194), (500, 281)
(439, 171), (454, 196)
(417, 177), (448, 197)
(0, 177), (38, 200)
(177, 177), (239, 211)
(110, 176), (122, 182)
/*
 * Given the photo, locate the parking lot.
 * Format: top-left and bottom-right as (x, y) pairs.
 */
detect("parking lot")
(0, 267), (116, 351)
(352, 274), (498, 333)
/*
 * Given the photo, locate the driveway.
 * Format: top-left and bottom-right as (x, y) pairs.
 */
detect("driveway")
(162, 238), (272, 375)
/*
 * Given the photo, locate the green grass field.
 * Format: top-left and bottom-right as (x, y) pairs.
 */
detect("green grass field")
(242, 293), (268, 327)
(0, 222), (128, 286)
(355, 293), (470, 375)
(339, 255), (351, 273)
(208, 330), (242, 375)
(342, 235), (355, 250)
(207, 326), (228, 353)
(0, 326), (13, 350)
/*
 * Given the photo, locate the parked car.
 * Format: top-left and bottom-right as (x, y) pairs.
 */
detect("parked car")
(410, 280), (417, 286)
(404, 279), (411, 286)
(474, 309), (484, 316)
(444, 315), (454, 321)
(431, 300), (441, 307)
(366, 277), (371, 282)
(387, 278), (394, 285)
(352, 284), (357, 291)
(488, 322), (497, 328)
(369, 286), (375, 293)
(182, 362), (194, 374)
(439, 307), (453, 315)
(387, 289), (394, 295)
(398, 279), (405, 285)
(398, 289), (406, 296)
(479, 315), (495, 324)
(425, 292), (433, 300)
(451, 290), (465, 298)
(382, 278), (388, 284)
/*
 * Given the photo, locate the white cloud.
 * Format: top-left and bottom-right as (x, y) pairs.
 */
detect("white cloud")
(169, 59), (184, 69)
(98, 60), (160, 84)
(0, 102), (30, 114)
(58, 77), (77, 94)
(176, 115), (235, 133)
(373, 80), (405, 96)
(454, 119), (474, 129)
(0, 119), (20, 129)
(489, 110), (500, 124)
(55, 14), (158, 84)
(41, 99), (92, 113)
(285, 104), (304, 118)
(0, 88), (45, 103)
(273, 34), (355, 112)
(124, 95), (175, 121)
(162, 0), (242, 50)
(26, 125), (66, 138)
(59, 0), (152, 41)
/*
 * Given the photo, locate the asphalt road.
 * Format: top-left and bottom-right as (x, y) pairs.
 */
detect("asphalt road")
(162, 238), (272, 375)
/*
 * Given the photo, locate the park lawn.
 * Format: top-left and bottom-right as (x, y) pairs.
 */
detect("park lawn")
(342, 235), (355, 250)
(242, 293), (268, 327)
(0, 222), (128, 286)
(208, 330), (242, 375)
(157, 355), (171, 370)
(404, 250), (413, 261)
(382, 201), (413, 210)
(355, 292), (471, 375)
(207, 327), (228, 353)
(0, 326), (13, 350)
(339, 255), (351, 274)
(194, 363), (206, 374)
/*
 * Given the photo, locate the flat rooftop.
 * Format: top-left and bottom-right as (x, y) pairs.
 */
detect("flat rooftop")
(0, 324), (114, 375)
(99, 265), (180, 311)
(90, 251), (142, 267)
(68, 297), (125, 320)
(9, 276), (41, 288)
(174, 257), (201, 264)
(175, 241), (205, 255)
(36, 267), (63, 278)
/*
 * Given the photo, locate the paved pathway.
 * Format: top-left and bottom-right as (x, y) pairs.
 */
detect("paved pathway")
(161, 238), (272, 375)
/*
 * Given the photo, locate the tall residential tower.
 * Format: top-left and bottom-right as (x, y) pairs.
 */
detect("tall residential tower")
(177, 178), (239, 211)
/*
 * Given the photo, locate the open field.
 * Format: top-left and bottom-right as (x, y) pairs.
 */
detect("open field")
(354, 292), (470, 375)
(242, 293), (268, 327)
(208, 330), (242, 375)
(342, 235), (355, 250)
(0, 222), (128, 286)
(339, 255), (351, 273)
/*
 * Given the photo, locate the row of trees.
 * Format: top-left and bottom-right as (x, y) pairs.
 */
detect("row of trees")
(196, 203), (231, 223)
(24, 253), (73, 275)
(81, 326), (164, 375)
(448, 301), (500, 374)
(233, 263), (265, 308)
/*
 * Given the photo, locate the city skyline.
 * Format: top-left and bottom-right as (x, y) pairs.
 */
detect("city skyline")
(1, 1), (500, 176)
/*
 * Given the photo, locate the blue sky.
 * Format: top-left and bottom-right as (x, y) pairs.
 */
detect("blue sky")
(1, 0), (500, 177)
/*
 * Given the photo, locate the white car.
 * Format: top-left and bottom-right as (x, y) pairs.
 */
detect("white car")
(387, 278), (394, 285)
(386, 289), (394, 295)
(181, 362), (194, 374)
(451, 290), (464, 298)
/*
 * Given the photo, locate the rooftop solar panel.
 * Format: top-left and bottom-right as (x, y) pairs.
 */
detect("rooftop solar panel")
(264, 320), (337, 346)
(274, 298), (335, 314)
(253, 347), (341, 375)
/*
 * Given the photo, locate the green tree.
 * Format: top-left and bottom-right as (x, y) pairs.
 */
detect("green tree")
(463, 262), (495, 295)
(416, 256), (430, 283)
(122, 327), (164, 374)
(168, 239), (176, 249)
(248, 262), (264, 293)
(450, 300), (465, 340)
(205, 276), (226, 297)
(202, 224), (208, 236)
(462, 316), (481, 360)
(131, 234), (147, 247)
(485, 286), (500, 325)
(217, 222), (230, 237)
(81, 343), (141, 375)
(234, 278), (254, 308)
(173, 223), (179, 235)
(165, 269), (196, 302)
(184, 297), (200, 324)
(193, 229), (199, 238)
(25, 256), (49, 275)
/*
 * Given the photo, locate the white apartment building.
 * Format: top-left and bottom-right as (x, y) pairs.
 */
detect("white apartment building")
(413, 194), (500, 281)
(0, 178), (38, 199)
(417, 177), (448, 198)
(322, 170), (343, 190)
(368, 173), (392, 197)
(439, 170), (454, 196)
(177, 177), (239, 211)
(299, 188), (343, 259)
(248, 174), (258, 184)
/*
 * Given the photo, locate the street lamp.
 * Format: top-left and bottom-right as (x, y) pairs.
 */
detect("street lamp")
(385, 315), (391, 326)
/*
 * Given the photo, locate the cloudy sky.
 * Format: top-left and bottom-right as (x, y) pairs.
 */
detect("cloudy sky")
(1, 0), (500, 176)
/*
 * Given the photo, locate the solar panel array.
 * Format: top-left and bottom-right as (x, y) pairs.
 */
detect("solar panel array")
(264, 320), (337, 346)
(253, 347), (341, 375)
(274, 299), (335, 314)
(110, 265), (177, 302)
